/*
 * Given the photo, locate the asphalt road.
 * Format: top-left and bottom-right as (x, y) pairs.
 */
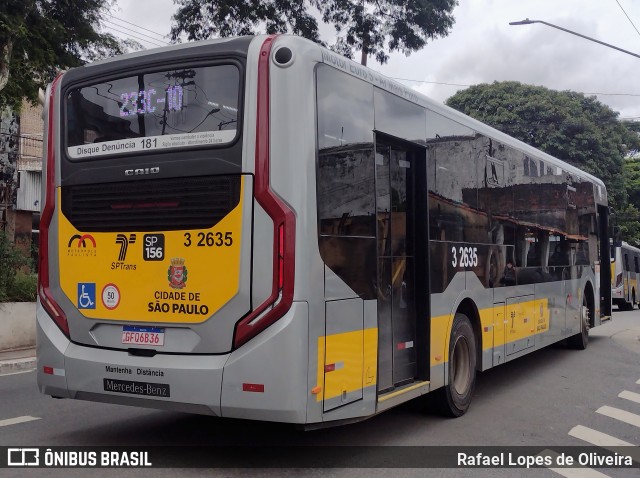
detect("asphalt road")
(1, 308), (639, 477)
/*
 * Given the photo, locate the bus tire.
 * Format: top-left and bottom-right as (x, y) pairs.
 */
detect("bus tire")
(438, 313), (477, 417)
(568, 294), (590, 350)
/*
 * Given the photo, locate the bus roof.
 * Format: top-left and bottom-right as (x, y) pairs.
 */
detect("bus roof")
(305, 36), (608, 192)
(64, 34), (607, 194)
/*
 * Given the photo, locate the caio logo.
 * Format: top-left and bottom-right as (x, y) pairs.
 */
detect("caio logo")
(124, 167), (160, 176)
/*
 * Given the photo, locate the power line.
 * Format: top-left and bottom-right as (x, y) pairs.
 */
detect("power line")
(389, 77), (470, 87)
(388, 76), (640, 97)
(103, 24), (167, 48)
(588, 92), (640, 97)
(103, 19), (169, 46)
(614, 0), (640, 40)
(105, 14), (168, 40)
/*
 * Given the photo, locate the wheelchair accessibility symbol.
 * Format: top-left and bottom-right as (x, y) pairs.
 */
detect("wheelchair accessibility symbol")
(77, 283), (96, 309)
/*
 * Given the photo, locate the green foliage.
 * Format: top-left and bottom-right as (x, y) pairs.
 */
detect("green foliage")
(7, 271), (37, 302)
(446, 81), (639, 210)
(623, 154), (640, 208)
(0, 0), (129, 110)
(170, 0), (457, 65)
(0, 231), (35, 302)
(615, 154), (640, 245)
(614, 204), (640, 246)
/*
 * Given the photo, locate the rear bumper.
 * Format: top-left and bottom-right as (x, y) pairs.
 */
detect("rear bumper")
(37, 301), (310, 422)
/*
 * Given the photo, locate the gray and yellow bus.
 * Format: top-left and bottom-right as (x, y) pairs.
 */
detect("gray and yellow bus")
(38, 34), (611, 426)
(611, 240), (640, 310)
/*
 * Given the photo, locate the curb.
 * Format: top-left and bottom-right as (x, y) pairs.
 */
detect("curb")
(0, 356), (37, 375)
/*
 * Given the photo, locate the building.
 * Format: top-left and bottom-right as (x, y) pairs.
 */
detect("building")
(0, 99), (43, 251)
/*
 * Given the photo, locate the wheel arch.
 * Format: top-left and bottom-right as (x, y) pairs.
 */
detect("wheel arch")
(583, 279), (595, 328)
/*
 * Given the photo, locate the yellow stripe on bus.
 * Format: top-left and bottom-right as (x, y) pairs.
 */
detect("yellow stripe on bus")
(315, 298), (550, 402)
(316, 328), (377, 402)
(431, 298), (550, 367)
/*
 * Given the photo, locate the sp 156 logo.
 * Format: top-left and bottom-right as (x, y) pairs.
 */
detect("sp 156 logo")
(143, 234), (164, 261)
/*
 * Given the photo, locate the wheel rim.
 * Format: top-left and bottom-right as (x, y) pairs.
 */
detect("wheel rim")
(452, 335), (471, 395)
(582, 298), (590, 336)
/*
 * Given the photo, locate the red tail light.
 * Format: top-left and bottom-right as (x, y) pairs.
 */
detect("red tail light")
(233, 36), (295, 349)
(278, 224), (285, 290)
(38, 74), (69, 337)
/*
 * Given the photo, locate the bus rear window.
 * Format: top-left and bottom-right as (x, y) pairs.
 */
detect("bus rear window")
(66, 65), (240, 159)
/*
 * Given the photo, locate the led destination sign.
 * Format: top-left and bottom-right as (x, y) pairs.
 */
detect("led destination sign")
(66, 65), (240, 159)
(119, 86), (183, 117)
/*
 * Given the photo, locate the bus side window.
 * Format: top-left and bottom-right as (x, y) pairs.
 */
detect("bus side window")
(624, 253), (630, 272)
(526, 241), (540, 267)
(575, 242), (589, 265)
(549, 237), (569, 266)
(635, 256), (640, 273)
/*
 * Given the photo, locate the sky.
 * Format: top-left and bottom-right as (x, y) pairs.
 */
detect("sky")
(107, 0), (640, 121)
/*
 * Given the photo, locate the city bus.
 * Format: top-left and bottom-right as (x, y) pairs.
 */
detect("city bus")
(37, 34), (612, 426)
(611, 240), (640, 310)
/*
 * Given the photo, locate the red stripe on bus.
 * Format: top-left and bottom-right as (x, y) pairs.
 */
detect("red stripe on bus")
(233, 36), (296, 349)
(38, 73), (69, 337)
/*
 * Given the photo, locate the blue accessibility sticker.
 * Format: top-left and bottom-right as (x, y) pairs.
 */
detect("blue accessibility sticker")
(77, 282), (96, 309)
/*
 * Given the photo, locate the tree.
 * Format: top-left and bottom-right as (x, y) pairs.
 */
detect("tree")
(170, 0), (457, 66)
(624, 153), (640, 207)
(618, 146), (640, 245)
(446, 81), (640, 210)
(0, 0), (128, 110)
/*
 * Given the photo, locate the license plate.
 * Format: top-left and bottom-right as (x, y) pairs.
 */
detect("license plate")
(122, 326), (165, 346)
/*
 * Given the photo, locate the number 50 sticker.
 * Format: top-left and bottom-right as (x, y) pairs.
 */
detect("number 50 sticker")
(451, 246), (478, 268)
(102, 283), (121, 310)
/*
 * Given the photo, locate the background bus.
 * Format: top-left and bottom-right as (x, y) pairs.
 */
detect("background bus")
(37, 34), (611, 426)
(611, 240), (640, 310)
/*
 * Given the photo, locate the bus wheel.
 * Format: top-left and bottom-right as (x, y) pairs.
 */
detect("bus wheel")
(568, 294), (590, 350)
(439, 313), (477, 417)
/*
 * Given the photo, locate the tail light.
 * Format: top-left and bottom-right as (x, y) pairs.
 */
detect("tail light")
(278, 224), (285, 290)
(233, 36), (295, 349)
(615, 273), (623, 288)
(38, 74), (69, 337)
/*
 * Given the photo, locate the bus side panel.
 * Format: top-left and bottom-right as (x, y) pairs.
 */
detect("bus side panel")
(531, 280), (566, 348)
(265, 36), (380, 423)
(429, 272), (466, 390)
(37, 302), (71, 398)
(465, 271), (501, 372)
(220, 302), (309, 423)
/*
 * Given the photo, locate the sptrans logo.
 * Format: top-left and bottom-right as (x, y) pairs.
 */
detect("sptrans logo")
(115, 234), (136, 261)
(112, 234), (137, 271)
(67, 234), (97, 257)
